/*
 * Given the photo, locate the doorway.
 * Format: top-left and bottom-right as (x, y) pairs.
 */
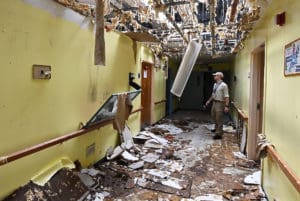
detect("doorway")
(179, 72), (204, 110)
(248, 43), (265, 160)
(141, 61), (153, 127)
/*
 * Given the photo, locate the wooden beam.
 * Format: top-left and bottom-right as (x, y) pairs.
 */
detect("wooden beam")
(209, 0), (216, 55)
(94, 0), (105, 65)
(229, 0), (239, 22)
(165, 13), (189, 44)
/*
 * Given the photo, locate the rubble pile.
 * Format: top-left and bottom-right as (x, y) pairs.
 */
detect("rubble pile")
(4, 115), (267, 201)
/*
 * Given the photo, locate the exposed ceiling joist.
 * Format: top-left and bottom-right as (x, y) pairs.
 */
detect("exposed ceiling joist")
(54, 0), (269, 59)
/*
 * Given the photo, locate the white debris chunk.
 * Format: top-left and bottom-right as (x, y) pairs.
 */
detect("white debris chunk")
(193, 194), (223, 201)
(144, 169), (171, 178)
(233, 151), (246, 159)
(161, 178), (183, 190)
(81, 168), (100, 177)
(223, 167), (248, 175)
(92, 192), (110, 201)
(77, 173), (95, 187)
(106, 146), (124, 160)
(244, 171), (261, 185)
(203, 124), (215, 131)
(122, 126), (135, 150)
(154, 124), (183, 135)
(137, 178), (148, 187)
(129, 161), (145, 170)
(144, 139), (164, 149)
(155, 160), (184, 173)
(121, 151), (139, 161)
(223, 125), (236, 133)
(141, 153), (160, 163)
(140, 131), (169, 145)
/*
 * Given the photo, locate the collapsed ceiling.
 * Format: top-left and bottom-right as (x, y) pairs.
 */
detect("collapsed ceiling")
(54, 0), (271, 58)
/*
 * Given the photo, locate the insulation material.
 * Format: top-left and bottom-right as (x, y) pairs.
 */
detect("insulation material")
(113, 94), (133, 133)
(94, 0), (105, 65)
(171, 41), (202, 97)
(31, 157), (75, 186)
(124, 32), (159, 43)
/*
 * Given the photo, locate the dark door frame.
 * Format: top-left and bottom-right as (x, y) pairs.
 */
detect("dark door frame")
(248, 43), (265, 160)
(141, 61), (154, 127)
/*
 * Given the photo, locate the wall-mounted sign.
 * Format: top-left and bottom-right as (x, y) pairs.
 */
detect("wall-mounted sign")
(284, 38), (300, 76)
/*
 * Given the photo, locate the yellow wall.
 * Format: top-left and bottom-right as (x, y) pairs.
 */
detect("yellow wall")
(232, 0), (300, 199)
(153, 67), (167, 122)
(0, 0), (165, 199)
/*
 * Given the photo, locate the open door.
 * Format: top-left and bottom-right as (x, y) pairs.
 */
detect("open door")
(141, 61), (153, 127)
(248, 44), (265, 160)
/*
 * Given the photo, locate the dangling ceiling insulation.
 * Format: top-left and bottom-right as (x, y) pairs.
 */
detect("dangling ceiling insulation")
(54, 0), (270, 59)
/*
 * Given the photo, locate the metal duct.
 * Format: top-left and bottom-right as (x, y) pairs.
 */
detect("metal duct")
(171, 40), (202, 97)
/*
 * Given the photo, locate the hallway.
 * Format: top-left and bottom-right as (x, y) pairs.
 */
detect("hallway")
(1, 0), (300, 200)
(4, 111), (263, 201)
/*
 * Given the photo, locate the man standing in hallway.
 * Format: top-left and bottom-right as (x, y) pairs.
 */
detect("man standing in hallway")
(205, 72), (230, 139)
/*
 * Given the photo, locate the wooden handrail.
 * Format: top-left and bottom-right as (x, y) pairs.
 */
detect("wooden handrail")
(266, 145), (300, 193)
(154, 99), (167, 105)
(0, 107), (143, 166)
(231, 102), (248, 121)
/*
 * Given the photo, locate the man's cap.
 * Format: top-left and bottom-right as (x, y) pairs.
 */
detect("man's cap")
(212, 72), (224, 78)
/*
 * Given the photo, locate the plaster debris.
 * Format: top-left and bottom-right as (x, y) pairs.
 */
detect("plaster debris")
(222, 167), (249, 175)
(223, 125), (236, 133)
(155, 160), (184, 173)
(81, 168), (101, 177)
(106, 145), (123, 160)
(128, 161), (145, 170)
(121, 151), (139, 161)
(144, 169), (171, 179)
(161, 178), (183, 190)
(141, 153), (160, 163)
(77, 173), (96, 188)
(153, 124), (183, 135)
(193, 194), (223, 201)
(244, 171), (261, 185)
(4, 111), (262, 201)
(233, 151), (246, 159)
(86, 192), (110, 201)
(144, 139), (164, 149)
(139, 131), (169, 145)
(137, 178), (149, 188)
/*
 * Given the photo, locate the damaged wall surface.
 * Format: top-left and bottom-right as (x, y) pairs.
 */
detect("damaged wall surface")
(231, 0), (300, 200)
(0, 0), (165, 199)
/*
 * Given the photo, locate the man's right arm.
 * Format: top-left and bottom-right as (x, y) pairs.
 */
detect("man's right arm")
(205, 95), (213, 106)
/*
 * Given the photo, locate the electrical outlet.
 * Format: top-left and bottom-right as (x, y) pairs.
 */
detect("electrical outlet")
(32, 64), (51, 79)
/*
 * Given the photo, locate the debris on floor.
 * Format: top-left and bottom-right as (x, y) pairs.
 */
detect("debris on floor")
(3, 168), (87, 201)
(4, 112), (266, 201)
(244, 171), (261, 185)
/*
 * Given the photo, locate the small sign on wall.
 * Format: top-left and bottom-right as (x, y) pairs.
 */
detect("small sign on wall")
(284, 38), (300, 76)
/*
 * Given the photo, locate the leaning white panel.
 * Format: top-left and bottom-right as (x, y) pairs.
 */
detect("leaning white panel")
(171, 41), (202, 97)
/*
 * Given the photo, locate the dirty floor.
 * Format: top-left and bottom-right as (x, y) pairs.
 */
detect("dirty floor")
(4, 111), (265, 201)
